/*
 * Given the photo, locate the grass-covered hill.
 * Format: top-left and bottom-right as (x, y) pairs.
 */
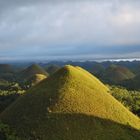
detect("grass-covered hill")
(122, 73), (140, 90)
(25, 74), (47, 87)
(100, 65), (135, 84)
(0, 65), (140, 140)
(87, 63), (105, 75)
(19, 64), (48, 80)
(45, 65), (60, 75)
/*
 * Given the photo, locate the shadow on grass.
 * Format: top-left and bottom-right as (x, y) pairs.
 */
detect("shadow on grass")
(0, 94), (19, 114)
(1, 113), (140, 140)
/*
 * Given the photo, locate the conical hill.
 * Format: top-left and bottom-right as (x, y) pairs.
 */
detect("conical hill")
(0, 65), (140, 140)
(102, 65), (135, 84)
(20, 64), (48, 80)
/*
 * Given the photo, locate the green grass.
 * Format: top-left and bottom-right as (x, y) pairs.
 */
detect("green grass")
(0, 65), (140, 140)
(20, 64), (48, 80)
(122, 74), (140, 90)
(102, 65), (135, 84)
(25, 74), (47, 87)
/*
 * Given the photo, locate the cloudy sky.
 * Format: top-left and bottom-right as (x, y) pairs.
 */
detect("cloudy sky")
(0, 0), (140, 61)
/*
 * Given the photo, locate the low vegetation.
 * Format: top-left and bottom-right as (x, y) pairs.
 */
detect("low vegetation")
(109, 85), (140, 117)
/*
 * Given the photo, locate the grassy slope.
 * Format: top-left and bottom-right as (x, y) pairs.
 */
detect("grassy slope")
(0, 65), (140, 140)
(122, 74), (140, 90)
(103, 65), (135, 84)
(20, 64), (48, 80)
(26, 74), (47, 86)
(45, 65), (60, 75)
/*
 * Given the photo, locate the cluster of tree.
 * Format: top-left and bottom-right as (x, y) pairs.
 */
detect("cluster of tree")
(109, 85), (140, 117)
(0, 82), (25, 114)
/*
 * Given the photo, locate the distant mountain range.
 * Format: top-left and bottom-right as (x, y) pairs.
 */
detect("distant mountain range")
(0, 60), (140, 89)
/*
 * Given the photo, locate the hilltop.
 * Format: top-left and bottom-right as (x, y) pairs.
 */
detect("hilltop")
(0, 65), (140, 140)
(19, 64), (48, 80)
(100, 65), (135, 84)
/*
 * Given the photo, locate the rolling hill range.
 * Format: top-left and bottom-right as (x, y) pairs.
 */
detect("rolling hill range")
(43, 61), (105, 75)
(99, 65), (135, 84)
(0, 65), (140, 140)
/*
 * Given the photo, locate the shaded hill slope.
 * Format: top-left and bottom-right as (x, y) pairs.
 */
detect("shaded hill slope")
(19, 64), (48, 80)
(100, 65), (135, 84)
(122, 73), (140, 90)
(45, 65), (60, 75)
(0, 65), (140, 140)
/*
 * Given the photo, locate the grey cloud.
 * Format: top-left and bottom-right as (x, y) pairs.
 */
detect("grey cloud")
(0, 0), (140, 61)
